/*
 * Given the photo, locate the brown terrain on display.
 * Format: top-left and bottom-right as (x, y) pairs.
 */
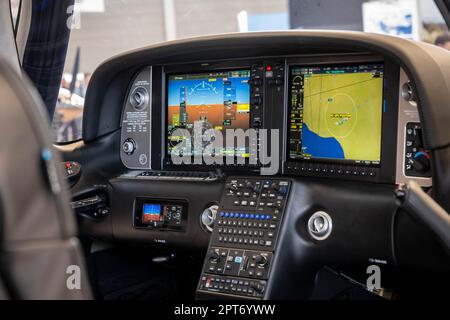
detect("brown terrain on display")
(168, 104), (250, 130)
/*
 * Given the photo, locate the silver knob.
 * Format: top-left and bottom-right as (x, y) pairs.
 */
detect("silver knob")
(308, 211), (332, 241)
(201, 205), (218, 232)
(122, 139), (136, 155)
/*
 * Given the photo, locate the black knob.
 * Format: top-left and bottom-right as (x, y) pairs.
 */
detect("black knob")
(253, 119), (262, 128)
(255, 254), (268, 267)
(252, 79), (262, 86)
(253, 96), (262, 105)
(209, 249), (220, 263)
(412, 151), (430, 173)
(270, 182), (280, 191)
(228, 183), (238, 191)
(251, 282), (265, 294)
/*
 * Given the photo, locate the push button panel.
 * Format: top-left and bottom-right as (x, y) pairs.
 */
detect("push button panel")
(197, 177), (290, 299)
(213, 177), (290, 251)
(198, 274), (266, 299)
(203, 247), (272, 280)
(404, 122), (431, 178)
(213, 211), (279, 250)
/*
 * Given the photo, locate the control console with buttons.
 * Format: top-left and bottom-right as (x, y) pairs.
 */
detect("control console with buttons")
(62, 161), (82, 187)
(196, 177), (290, 299)
(120, 67), (152, 169)
(404, 122), (431, 178)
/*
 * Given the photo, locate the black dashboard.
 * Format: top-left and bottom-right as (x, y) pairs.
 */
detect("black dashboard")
(61, 31), (450, 299)
(120, 54), (406, 183)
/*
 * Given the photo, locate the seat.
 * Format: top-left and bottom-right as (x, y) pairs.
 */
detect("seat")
(0, 58), (92, 299)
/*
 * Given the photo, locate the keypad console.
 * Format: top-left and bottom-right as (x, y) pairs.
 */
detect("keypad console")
(197, 177), (291, 299)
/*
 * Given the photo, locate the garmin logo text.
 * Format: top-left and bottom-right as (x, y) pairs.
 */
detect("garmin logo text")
(169, 122), (279, 175)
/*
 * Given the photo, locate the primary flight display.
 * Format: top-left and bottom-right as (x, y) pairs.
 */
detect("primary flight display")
(288, 63), (384, 165)
(166, 70), (251, 158)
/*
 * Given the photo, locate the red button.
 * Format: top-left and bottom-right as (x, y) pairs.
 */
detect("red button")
(65, 162), (72, 169)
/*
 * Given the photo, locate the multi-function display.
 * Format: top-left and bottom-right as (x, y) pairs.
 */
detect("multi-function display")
(288, 63), (384, 165)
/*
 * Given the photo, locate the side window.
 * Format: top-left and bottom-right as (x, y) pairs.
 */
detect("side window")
(51, 66), (88, 143)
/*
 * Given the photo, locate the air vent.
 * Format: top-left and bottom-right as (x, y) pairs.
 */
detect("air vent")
(129, 86), (149, 110)
(201, 204), (219, 232)
(308, 211), (333, 241)
(401, 81), (417, 106)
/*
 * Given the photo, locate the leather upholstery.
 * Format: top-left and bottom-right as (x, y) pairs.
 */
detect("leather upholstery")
(0, 58), (92, 300)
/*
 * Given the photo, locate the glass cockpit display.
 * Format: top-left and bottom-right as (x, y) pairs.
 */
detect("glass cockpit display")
(166, 70), (251, 159)
(288, 63), (384, 165)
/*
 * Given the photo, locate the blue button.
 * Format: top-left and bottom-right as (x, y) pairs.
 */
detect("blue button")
(245, 213), (249, 219)
(219, 212), (224, 217)
(41, 148), (52, 161)
(235, 256), (243, 263)
(240, 213), (245, 219)
(260, 214), (265, 220)
(230, 213), (235, 218)
(266, 215), (271, 220)
(255, 214), (260, 220)
(250, 214), (255, 219)
(224, 212), (229, 218)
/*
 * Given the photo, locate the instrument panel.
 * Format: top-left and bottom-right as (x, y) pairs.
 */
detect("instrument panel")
(67, 32), (450, 300)
(119, 54), (431, 187)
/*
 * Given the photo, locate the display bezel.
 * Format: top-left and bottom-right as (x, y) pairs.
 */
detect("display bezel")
(134, 197), (188, 231)
(284, 55), (399, 183)
(162, 61), (261, 172)
(287, 61), (387, 167)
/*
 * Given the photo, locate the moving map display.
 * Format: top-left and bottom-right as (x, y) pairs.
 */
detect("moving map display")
(288, 63), (384, 165)
(167, 70), (251, 158)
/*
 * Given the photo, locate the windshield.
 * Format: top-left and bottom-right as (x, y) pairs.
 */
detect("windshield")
(52, 0), (449, 143)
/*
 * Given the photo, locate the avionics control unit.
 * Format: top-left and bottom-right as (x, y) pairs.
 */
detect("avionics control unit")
(196, 177), (290, 299)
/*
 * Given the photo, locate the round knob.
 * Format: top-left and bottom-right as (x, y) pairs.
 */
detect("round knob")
(412, 151), (430, 173)
(122, 139), (136, 155)
(308, 211), (333, 241)
(172, 211), (181, 220)
(133, 91), (145, 105)
(255, 254), (268, 267)
(228, 183), (238, 191)
(253, 119), (261, 128)
(270, 182), (280, 191)
(129, 87), (149, 110)
(251, 282), (265, 294)
(251, 79), (262, 86)
(209, 249), (220, 263)
(253, 96), (262, 105)
(200, 205), (218, 232)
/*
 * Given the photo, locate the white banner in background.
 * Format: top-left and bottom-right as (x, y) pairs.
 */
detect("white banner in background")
(77, 0), (105, 13)
(362, 0), (421, 40)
